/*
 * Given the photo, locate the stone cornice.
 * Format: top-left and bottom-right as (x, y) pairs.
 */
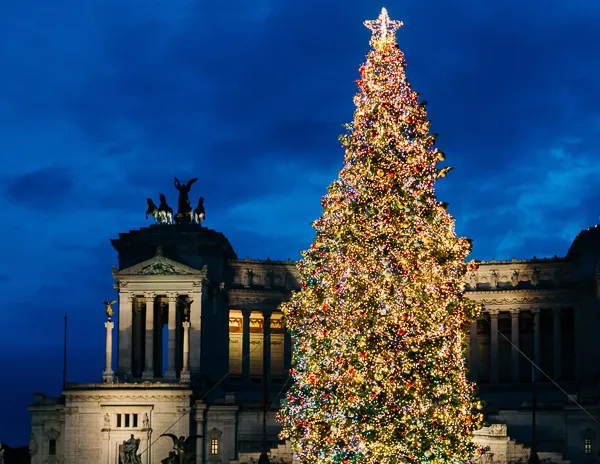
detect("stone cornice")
(64, 382), (193, 391)
(475, 257), (567, 265)
(229, 258), (296, 266)
(66, 393), (191, 402)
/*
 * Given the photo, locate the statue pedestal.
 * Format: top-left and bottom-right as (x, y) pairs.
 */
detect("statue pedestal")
(180, 370), (191, 383)
(102, 369), (115, 383)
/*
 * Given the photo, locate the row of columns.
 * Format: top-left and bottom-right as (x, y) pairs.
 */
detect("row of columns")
(111, 289), (201, 382)
(470, 307), (563, 384)
(231, 309), (289, 382)
(103, 315), (191, 383)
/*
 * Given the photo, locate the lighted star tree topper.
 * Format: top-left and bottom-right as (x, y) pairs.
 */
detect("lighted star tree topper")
(278, 8), (485, 464)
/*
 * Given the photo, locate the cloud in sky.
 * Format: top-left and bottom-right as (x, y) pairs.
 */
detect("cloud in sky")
(1, 0), (599, 446)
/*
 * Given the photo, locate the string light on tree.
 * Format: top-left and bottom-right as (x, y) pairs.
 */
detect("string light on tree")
(278, 7), (485, 464)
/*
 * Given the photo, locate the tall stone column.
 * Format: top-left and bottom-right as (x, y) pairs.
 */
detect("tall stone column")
(165, 293), (179, 381)
(490, 310), (499, 384)
(117, 292), (133, 377)
(181, 321), (191, 383)
(242, 309), (251, 382)
(132, 298), (145, 378)
(469, 320), (478, 381)
(189, 283), (203, 378)
(511, 309), (520, 383)
(532, 308), (541, 382)
(142, 293), (156, 380)
(553, 307), (562, 381)
(103, 321), (115, 383)
(263, 312), (271, 384)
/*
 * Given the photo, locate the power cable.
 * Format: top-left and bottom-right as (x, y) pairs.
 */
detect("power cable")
(139, 330), (276, 457)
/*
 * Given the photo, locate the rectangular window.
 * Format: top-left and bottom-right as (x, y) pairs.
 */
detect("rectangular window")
(210, 438), (219, 455)
(585, 438), (592, 455)
(49, 439), (56, 455)
(125, 414), (130, 428)
(117, 414), (122, 428)
(133, 414), (138, 428)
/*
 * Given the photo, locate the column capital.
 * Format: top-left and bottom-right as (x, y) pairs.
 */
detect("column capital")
(120, 292), (133, 304)
(182, 321), (191, 329)
(104, 321), (115, 330)
(488, 309), (500, 317)
(192, 280), (203, 292)
(143, 292), (156, 301)
(531, 308), (541, 315)
(510, 308), (520, 317)
(166, 292), (179, 302)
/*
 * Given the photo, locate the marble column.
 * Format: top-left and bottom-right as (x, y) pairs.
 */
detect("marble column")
(132, 298), (145, 378)
(165, 293), (178, 380)
(263, 312), (271, 384)
(189, 284), (203, 377)
(532, 308), (541, 382)
(242, 309), (251, 382)
(117, 292), (133, 377)
(103, 321), (115, 383)
(142, 293), (156, 380)
(510, 309), (520, 383)
(181, 321), (191, 383)
(490, 310), (499, 384)
(553, 308), (562, 381)
(469, 320), (478, 381)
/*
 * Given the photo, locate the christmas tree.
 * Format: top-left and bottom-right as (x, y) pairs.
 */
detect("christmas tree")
(278, 8), (485, 464)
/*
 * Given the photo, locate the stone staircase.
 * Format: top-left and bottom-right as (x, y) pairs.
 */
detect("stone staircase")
(474, 424), (569, 463)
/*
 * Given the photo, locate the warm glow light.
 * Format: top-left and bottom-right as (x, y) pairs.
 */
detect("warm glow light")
(278, 8), (485, 464)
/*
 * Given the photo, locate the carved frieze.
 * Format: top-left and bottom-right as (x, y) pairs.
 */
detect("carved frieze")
(227, 289), (289, 307)
(65, 393), (191, 402)
(228, 259), (299, 291)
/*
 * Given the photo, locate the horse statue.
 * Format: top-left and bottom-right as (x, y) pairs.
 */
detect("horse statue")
(146, 195), (173, 225)
(158, 193), (174, 224)
(193, 197), (205, 225)
(146, 198), (160, 223)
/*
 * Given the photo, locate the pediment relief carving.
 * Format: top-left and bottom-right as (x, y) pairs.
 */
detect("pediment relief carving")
(113, 247), (207, 277)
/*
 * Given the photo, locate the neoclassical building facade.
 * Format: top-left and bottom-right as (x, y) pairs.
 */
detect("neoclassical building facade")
(28, 221), (600, 463)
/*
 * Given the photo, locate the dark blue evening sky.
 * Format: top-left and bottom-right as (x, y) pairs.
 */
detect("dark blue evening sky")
(1, 0), (599, 446)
